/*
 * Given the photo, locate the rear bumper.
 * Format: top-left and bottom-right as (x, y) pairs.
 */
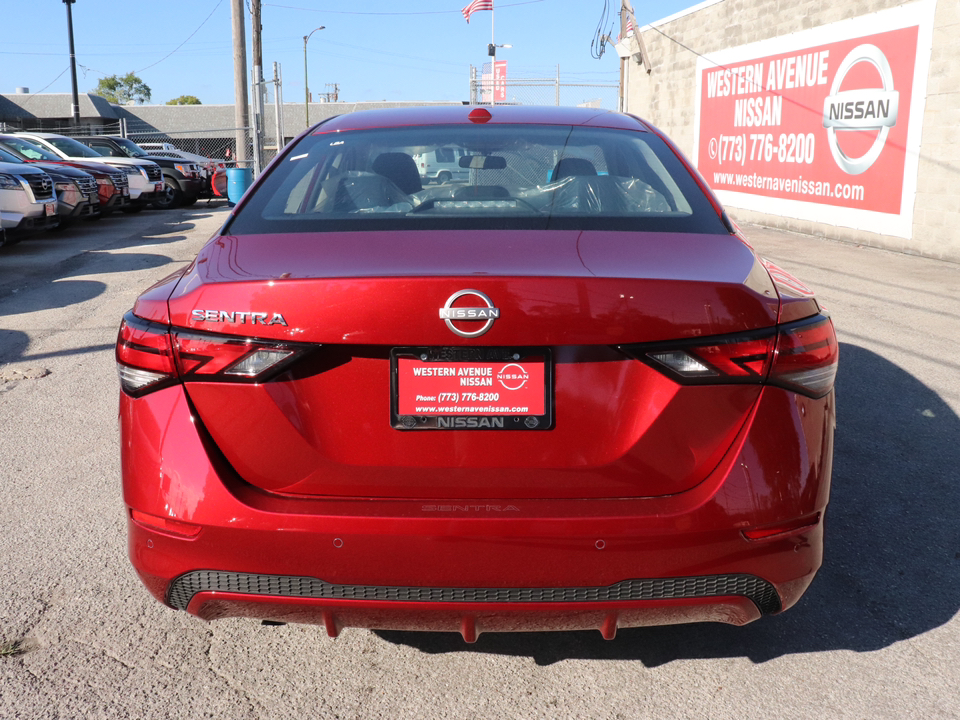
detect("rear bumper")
(121, 383), (834, 639)
(184, 591), (771, 640)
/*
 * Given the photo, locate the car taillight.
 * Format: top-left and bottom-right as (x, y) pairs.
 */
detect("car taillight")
(619, 313), (837, 398)
(116, 312), (176, 396)
(620, 331), (776, 386)
(171, 331), (300, 379)
(116, 311), (311, 397)
(769, 315), (838, 398)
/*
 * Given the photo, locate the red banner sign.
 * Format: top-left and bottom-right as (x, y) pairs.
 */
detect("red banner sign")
(494, 60), (507, 103)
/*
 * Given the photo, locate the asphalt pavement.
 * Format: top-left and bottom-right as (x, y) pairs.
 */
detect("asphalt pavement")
(0, 206), (957, 719)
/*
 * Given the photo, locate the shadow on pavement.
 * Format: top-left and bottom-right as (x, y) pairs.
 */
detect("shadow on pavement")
(0, 329), (29, 366)
(378, 343), (960, 665)
(0, 252), (175, 320)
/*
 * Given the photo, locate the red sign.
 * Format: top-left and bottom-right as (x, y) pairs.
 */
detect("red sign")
(693, 2), (935, 238)
(493, 60), (507, 103)
(397, 357), (544, 416)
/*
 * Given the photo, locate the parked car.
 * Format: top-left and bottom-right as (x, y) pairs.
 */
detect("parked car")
(0, 145), (99, 227)
(144, 149), (223, 199)
(0, 135), (130, 216)
(0, 161), (57, 243)
(71, 136), (203, 210)
(413, 145), (474, 184)
(116, 106), (838, 641)
(14, 132), (161, 211)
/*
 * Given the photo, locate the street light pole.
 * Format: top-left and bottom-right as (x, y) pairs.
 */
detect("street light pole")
(62, 0), (80, 125)
(303, 26), (325, 128)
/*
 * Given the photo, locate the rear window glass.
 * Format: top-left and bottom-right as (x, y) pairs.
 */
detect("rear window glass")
(226, 124), (726, 235)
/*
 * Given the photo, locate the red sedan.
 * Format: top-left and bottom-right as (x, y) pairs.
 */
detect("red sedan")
(117, 106), (837, 641)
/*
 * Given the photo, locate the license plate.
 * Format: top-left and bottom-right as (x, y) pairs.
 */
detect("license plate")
(123, 188), (129, 196)
(44, 202), (56, 216)
(391, 347), (552, 430)
(155, 182), (164, 192)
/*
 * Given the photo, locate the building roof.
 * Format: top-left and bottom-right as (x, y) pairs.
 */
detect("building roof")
(0, 91), (467, 139)
(0, 93), (118, 121)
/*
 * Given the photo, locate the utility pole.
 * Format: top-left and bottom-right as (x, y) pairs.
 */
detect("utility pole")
(621, 0), (652, 74)
(250, 0), (264, 174)
(62, 0), (80, 125)
(231, 0), (250, 167)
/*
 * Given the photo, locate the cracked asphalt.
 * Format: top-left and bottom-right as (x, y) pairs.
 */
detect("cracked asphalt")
(0, 206), (958, 719)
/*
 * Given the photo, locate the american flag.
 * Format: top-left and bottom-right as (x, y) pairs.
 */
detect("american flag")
(462, 0), (493, 23)
(625, 16), (636, 36)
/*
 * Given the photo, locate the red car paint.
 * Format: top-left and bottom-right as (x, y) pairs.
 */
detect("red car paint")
(117, 106), (837, 640)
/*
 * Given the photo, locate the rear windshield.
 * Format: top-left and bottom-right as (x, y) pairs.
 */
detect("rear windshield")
(226, 124), (726, 235)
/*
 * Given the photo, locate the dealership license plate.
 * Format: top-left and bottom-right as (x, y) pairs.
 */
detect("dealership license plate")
(44, 202), (56, 216)
(391, 347), (552, 430)
(155, 182), (164, 193)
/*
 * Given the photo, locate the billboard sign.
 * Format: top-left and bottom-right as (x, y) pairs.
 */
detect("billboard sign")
(693, 0), (936, 238)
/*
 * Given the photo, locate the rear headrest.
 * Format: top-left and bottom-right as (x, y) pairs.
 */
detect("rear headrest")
(550, 158), (598, 182)
(372, 152), (422, 195)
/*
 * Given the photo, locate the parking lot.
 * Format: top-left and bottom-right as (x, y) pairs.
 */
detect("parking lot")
(0, 206), (958, 719)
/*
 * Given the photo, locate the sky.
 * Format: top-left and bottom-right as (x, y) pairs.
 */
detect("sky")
(0, 0), (696, 108)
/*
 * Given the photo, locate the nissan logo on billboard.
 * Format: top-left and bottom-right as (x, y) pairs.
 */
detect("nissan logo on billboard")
(822, 44), (900, 175)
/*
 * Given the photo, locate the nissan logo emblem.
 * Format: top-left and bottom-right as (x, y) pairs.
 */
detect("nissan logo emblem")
(822, 44), (899, 175)
(439, 289), (500, 338)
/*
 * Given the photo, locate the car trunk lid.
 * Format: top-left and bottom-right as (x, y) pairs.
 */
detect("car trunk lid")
(165, 230), (778, 499)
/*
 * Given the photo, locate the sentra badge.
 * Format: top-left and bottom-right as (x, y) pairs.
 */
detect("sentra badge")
(822, 44), (899, 175)
(439, 290), (499, 338)
(191, 309), (288, 326)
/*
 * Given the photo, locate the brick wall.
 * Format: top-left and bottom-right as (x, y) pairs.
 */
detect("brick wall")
(627, 0), (960, 262)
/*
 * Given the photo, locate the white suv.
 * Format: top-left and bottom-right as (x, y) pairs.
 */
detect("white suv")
(0, 162), (58, 244)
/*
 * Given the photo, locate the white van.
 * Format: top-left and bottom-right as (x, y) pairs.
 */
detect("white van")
(414, 147), (472, 184)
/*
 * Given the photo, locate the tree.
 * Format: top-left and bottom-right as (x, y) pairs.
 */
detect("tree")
(166, 95), (202, 105)
(93, 73), (152, 105)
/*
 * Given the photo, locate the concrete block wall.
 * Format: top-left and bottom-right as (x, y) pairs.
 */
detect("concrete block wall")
(627, 0), (960, 262)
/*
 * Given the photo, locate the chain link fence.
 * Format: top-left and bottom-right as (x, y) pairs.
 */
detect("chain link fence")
(471, 65), (619, 110)
(125, 125), (254, 166)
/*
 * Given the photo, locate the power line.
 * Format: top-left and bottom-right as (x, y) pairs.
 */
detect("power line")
(15, 67), (70, 107)
(263, 0), (544, 15)
(135, 0), (225, 73)
(320, 37), (468, 68)
(591, 0), (613, 60)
